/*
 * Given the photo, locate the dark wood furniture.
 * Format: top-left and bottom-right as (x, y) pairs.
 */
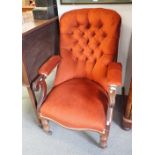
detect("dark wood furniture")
(122, 80), (132, 130)
(22, 6), (34, 12)
(22, 11), (59, 124)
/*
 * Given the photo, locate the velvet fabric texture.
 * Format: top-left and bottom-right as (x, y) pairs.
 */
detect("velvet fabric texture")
(39, 8), (122, 132)
(54, 8), (121, 91)
(40, 78), (108, 132)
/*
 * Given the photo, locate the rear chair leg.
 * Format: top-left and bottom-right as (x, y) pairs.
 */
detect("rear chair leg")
(100, 133), (108, 148)
(40, 118), (52, 134)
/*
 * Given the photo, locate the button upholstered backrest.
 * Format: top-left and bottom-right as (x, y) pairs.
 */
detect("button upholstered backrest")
(54, 8), (121, 91)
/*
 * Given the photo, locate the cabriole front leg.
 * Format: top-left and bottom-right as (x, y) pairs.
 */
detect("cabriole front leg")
(33, 75), (52, 134)
(100, 85), (117, 148)
(40, 117), (52, 134)
(100, 130), (108, 148)
(107, 85), (116, 126)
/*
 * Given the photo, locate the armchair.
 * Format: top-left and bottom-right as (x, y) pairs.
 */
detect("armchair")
(33, 8), (122, 148)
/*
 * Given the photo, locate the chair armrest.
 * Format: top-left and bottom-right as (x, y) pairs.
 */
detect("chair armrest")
(105, 62), (122, 129)
(107, 62), (122, 87)
(32, 75), (47, 111)
(106, 62), (122, 127)
(39, 55), (61, 77)
(33, 55), (61, 111)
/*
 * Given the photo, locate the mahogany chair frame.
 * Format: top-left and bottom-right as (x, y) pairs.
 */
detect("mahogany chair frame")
(33, 65), (118, 148)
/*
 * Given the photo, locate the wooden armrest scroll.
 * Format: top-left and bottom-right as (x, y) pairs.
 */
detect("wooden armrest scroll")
(106, 86), (116, 126)
(39, 55), (61, 77)
(100, 86), (117, 147)
(32, 75), (47, 111)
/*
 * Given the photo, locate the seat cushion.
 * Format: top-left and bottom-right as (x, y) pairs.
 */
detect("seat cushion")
(40, 78), (109, 132)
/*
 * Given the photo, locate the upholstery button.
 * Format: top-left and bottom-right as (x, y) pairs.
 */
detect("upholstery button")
(68, 31), (73, 35)
(80, 48), (84, 53)
(100, 51), (104, 57)
(75, 22), (79, 27)
(97, 20), (103, 29)
(74, 40), (78, 44)
(98, 23), (103, 29)
(93, 59), (97, 64)
(86, 39), (89, 44)
(91, 50), (94, 54)
(91, 31), (95, 37)
(81, 32), (84, 36)
(75, 57), (78, 62)
(97, 42), (101, 47)
(102, 32), (107, 38)
(86, 23), (91, 29)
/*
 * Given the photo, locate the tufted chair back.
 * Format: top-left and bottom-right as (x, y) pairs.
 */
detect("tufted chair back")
(54, 8), (121, 91)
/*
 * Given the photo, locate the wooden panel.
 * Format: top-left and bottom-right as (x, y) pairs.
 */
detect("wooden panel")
(22, 6), (35, 12)
(22, 8), (59, 125)
(22, 18), (59, 84)
(22, 61), (30, 86)
(22, 11), (58, 36)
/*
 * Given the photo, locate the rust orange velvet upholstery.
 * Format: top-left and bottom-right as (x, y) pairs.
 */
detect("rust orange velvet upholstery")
(40, 78), (108, 132)
(107, 62), (122, 86)
(39, 8), (122, 133)
(39, 56), (61, 77)
(54, 8), (121, 91)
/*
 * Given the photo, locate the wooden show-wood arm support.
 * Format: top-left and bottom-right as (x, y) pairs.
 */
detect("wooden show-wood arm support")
(32, 55), (61, 111)
(38, 55), (61, 77)
(107, 62), (122, 125)
(100, 62), (122, 148)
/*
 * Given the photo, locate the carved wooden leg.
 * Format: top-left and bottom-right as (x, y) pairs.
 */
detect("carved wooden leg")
(40, 118), (52, 134)
(100, 133), (108, 148)
(100, 85), (118, 148)
(100, 85), (116, 148)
